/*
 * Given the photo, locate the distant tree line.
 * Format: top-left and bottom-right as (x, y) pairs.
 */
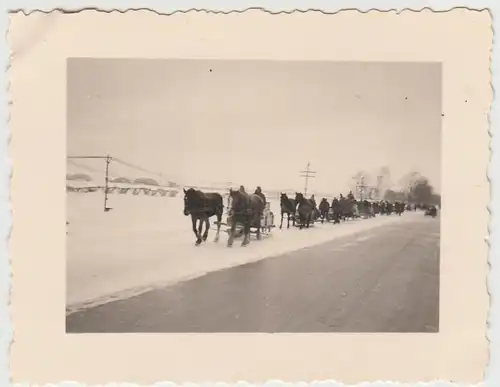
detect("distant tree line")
(348, 167), (440, 206)
(384, 177), (441, 206)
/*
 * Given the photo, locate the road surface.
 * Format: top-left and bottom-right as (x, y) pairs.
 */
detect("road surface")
(66, 215), (440, 333)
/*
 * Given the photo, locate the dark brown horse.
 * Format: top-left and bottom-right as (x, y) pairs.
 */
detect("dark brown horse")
(360, 199), (375, 218)
(294, 192), (314, 229)
(331, 197), (342, 224)
(318, 198), (330, 223)
(227, 188), (265, 247)
(279, 192), (297, 229)
(394, 201), (405, 216)
(183, 188), (224, 246)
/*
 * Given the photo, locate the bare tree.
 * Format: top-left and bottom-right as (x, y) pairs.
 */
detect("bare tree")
(408, 177), (439, 205)
(378, 166), (393, 192)
(398, 170), (422, 192)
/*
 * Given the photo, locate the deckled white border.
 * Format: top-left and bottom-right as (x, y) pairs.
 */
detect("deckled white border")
(1, 1), (497, 387)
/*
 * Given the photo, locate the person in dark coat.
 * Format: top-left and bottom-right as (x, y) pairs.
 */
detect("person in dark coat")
(254, 186), (266, 205)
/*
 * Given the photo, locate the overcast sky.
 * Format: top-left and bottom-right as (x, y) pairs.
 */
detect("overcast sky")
(67, 59), (441, 194)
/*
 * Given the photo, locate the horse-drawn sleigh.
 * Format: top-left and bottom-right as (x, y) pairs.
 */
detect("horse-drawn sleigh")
(225, 201), (275, 239)
(183, 187), (275, 247)
(424, 205), (438, 218)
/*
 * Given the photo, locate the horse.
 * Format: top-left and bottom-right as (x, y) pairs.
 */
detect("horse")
(379, 200), (388, 215)
(339, 197), (357, 221)
(294, 192), (315, 229)
(331, 198), (342, 224)
(318, 198), (330, 223)
(279, 193), (297, 229)
(227, 188), (265, 247)
(183, 188), (224, 246)
(395, 201), (405, 216)
(310, 195), (321, 222)
(361, 199), (375, 218)
(351, 200), (360, 219)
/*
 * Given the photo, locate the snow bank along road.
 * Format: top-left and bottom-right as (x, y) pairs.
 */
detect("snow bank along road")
(67, 214), (440, 332)
(67, 193), (434, 315)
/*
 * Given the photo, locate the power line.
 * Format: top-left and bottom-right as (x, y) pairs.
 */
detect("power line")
(67, 158), (122, 181)
(67, 156), (108, 160)
(299, 162), (316, 197)
(67, 159), (103, 174)
(67, 155), (179, 185)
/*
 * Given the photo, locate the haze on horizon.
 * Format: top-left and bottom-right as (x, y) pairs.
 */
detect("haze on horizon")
(67, 59), (442, 194)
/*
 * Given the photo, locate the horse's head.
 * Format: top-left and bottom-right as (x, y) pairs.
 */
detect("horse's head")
(183, 188), (197, 216)
(295, 192), (304, 203)
(229, 189), (247, 213)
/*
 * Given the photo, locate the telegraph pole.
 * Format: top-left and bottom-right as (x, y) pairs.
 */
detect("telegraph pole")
(299, 162), (316, 197)
(376, 175), (383, 201)
(104, 155), (112, 212)
(356, 175), (368, 201)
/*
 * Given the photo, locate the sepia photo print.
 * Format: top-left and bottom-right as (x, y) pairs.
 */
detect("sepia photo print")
(9, 9), (491, 384)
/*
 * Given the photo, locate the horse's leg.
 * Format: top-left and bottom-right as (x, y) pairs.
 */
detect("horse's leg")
(197, 218), (204, 243)
(192, 216), (202, 245)
(227, 220), (236, 247)
(280, 211), (284, 229)
(202, 217), (210, 241)
(287, 212), (291, 229)
(242, 219), (250, 246)
(256, 214), (262, 241)
(214, 212), (221, 243)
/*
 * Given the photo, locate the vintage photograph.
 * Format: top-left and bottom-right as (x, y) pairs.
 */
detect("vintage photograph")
(9, 9), (490, 384)
(65, 59), (441, 333)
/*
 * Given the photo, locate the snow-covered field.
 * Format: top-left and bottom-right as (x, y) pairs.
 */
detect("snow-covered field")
(66, 191), (422, 313)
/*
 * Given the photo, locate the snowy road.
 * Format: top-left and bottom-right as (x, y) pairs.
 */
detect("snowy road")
(66, 194), (424, 313)
(66, 214), (440, 333)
